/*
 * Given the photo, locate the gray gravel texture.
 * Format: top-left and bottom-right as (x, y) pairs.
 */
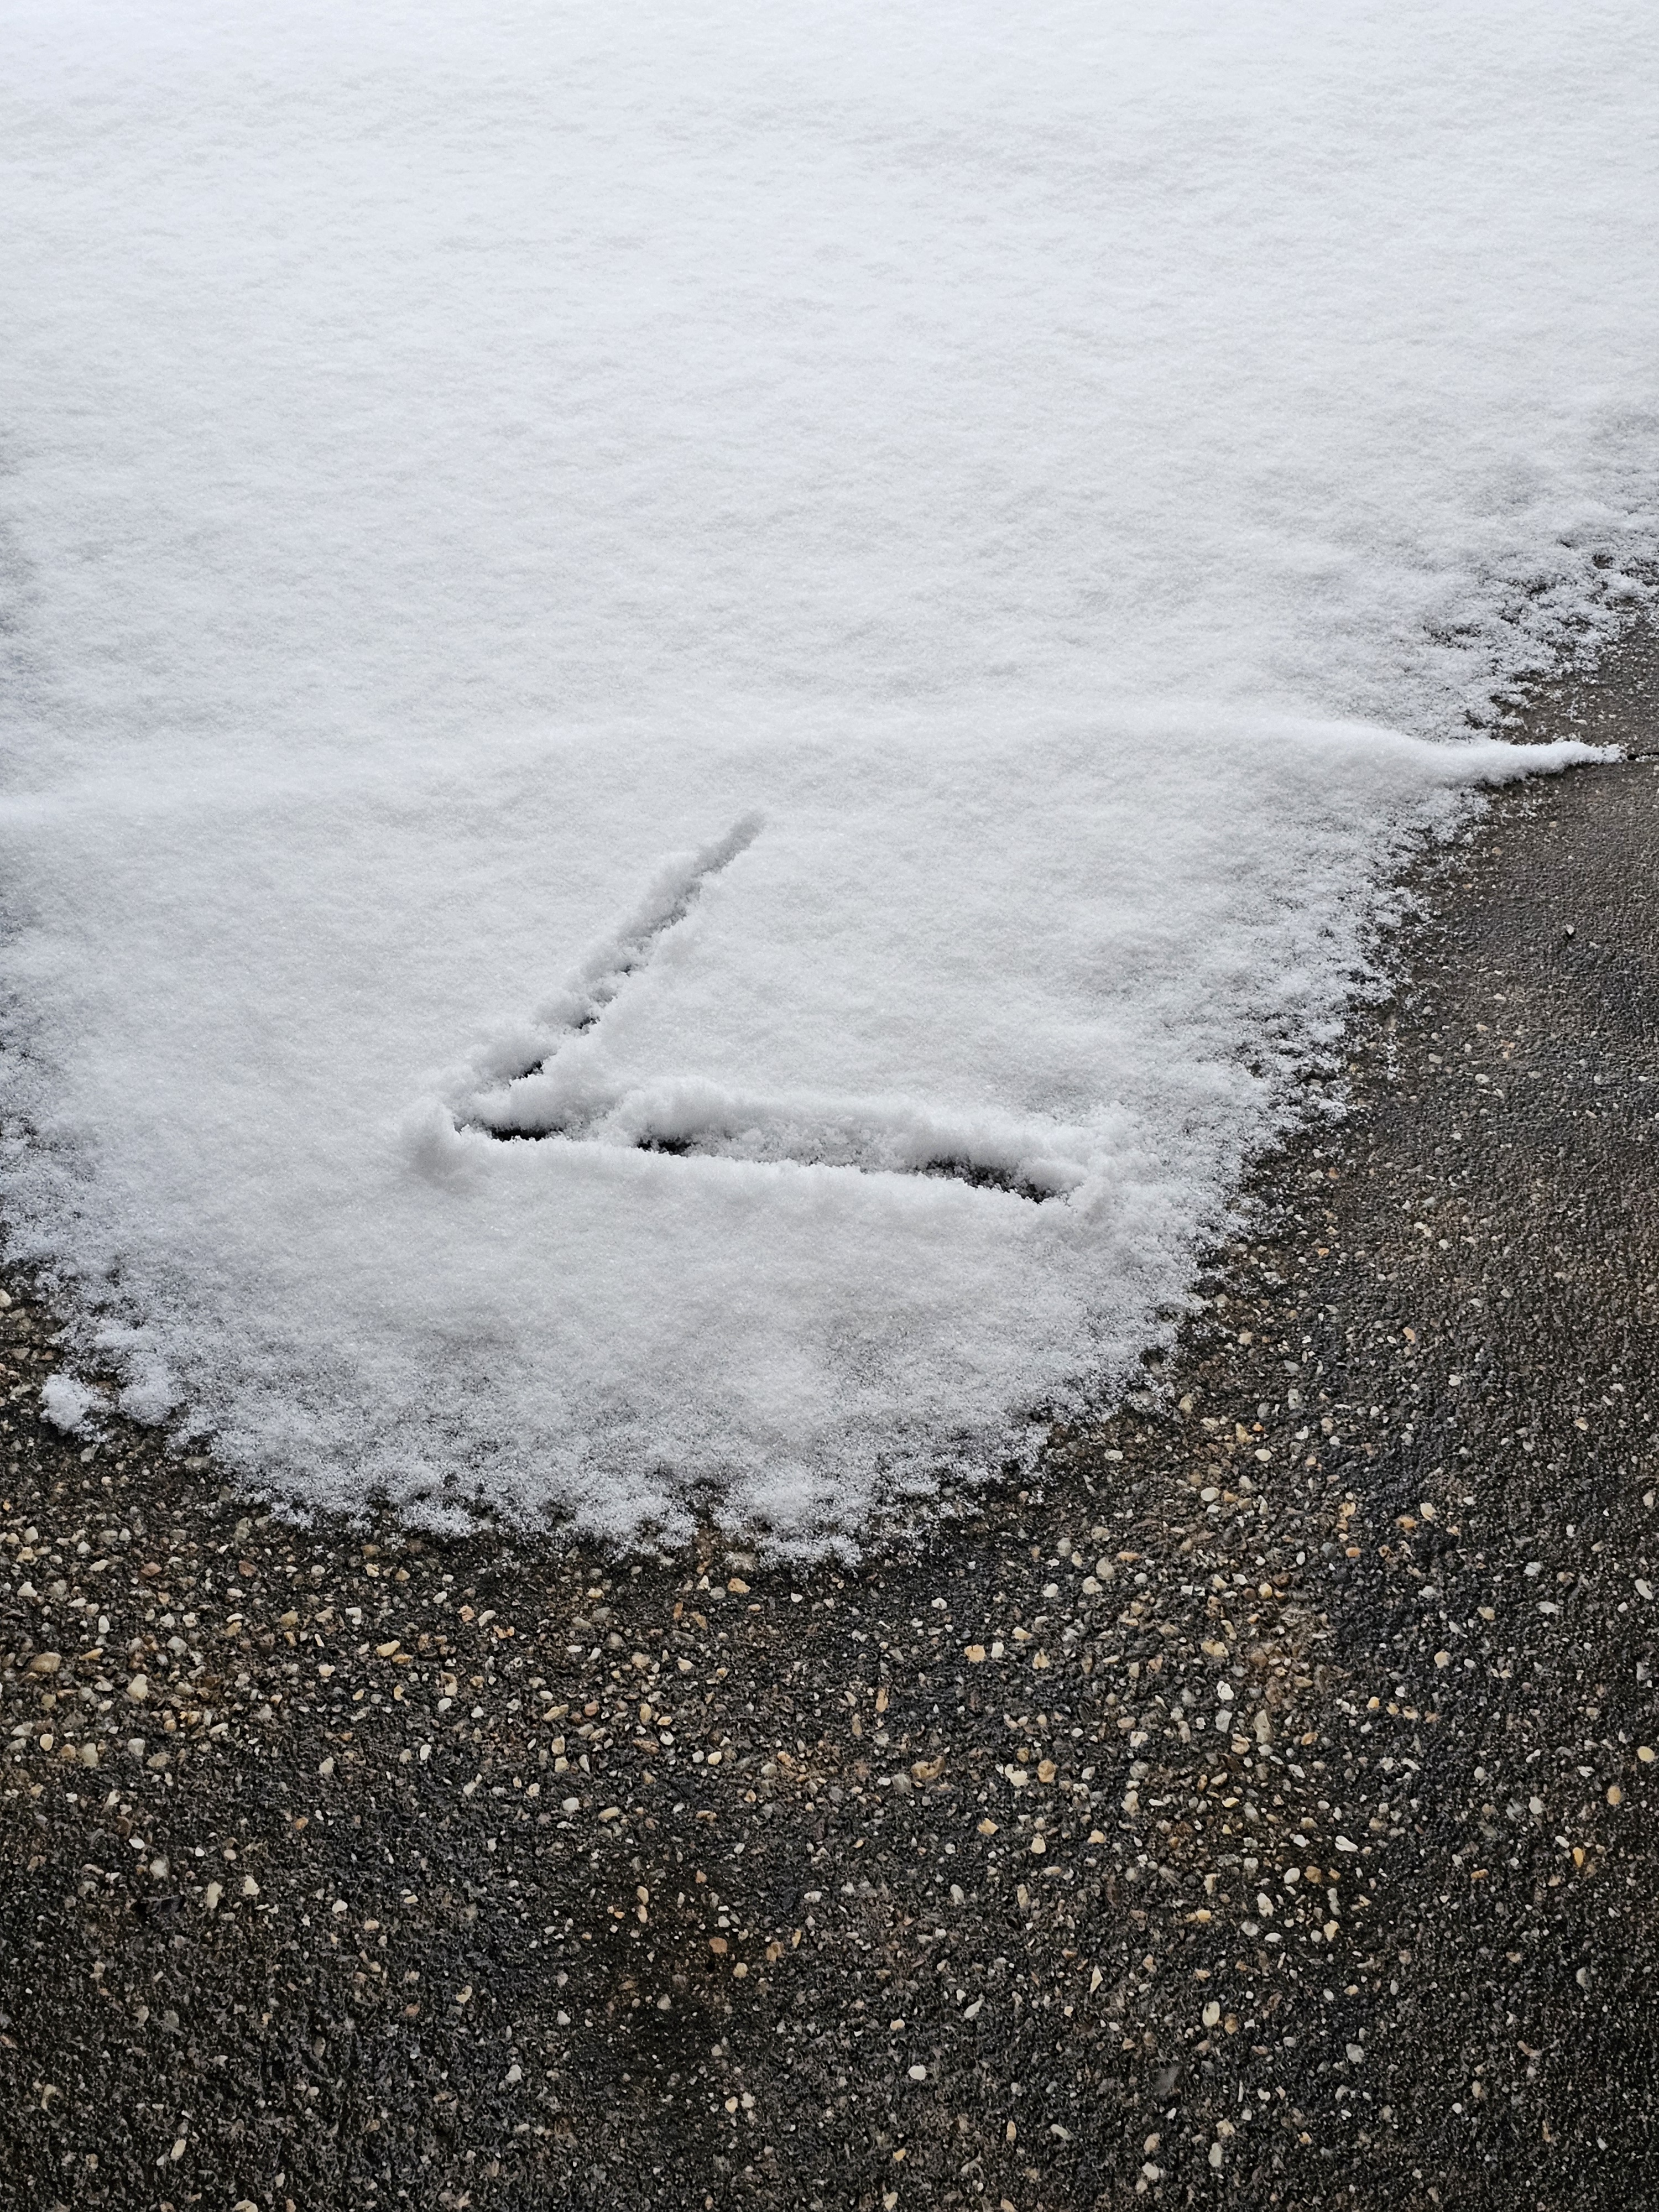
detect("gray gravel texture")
(2, 628), (1657, 2212)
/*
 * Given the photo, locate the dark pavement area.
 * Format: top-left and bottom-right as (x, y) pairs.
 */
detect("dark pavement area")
(2, 627), (1657, 2211)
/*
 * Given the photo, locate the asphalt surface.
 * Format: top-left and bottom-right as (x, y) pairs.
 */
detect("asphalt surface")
(2, 626), (1657, 2212)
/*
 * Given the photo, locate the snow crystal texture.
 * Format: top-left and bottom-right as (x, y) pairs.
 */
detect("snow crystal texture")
(1, 2), (1652, 1539)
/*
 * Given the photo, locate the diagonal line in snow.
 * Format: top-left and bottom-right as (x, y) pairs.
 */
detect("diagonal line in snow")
(493, 809), (765, 1083)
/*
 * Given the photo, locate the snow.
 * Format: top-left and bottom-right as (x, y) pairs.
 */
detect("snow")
(40, 1374), (102, 1437)
(1, 2), (1653, 1541)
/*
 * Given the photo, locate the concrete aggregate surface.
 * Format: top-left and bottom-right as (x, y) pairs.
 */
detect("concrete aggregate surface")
(2, 630), (1657, 2210)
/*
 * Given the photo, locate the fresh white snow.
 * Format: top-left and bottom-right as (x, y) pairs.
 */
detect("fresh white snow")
(1, 2), (1653, 1541)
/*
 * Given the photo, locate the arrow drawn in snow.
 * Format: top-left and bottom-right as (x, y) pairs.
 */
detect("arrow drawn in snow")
(415, 814), (1092, 1203)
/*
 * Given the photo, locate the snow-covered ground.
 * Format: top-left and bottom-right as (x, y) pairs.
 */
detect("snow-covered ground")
(2, 2), (1653, 1540)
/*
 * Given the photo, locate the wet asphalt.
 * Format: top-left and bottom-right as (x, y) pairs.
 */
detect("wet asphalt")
(1, 627), (1657, 2212)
